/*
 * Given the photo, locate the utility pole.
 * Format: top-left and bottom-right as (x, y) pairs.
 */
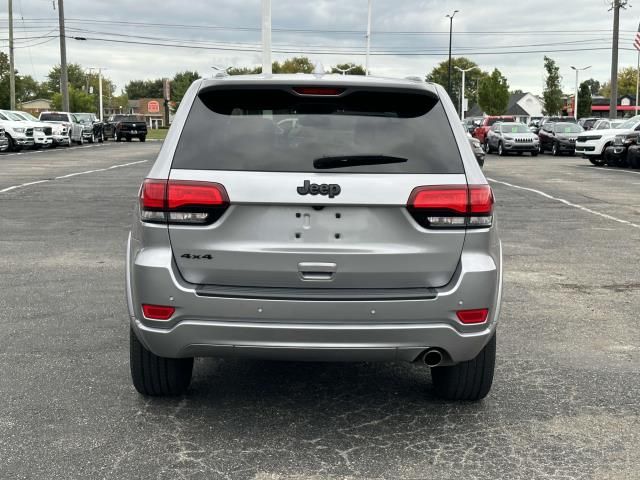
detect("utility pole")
(58, 0), (70, 111)
(571, 65), (591, 119)
(365, 0), (372, 75)
(609, 0), (627, 119)
(261, 0), (272, 75)
(455, 66), (478, 120)
(8, 0), (16, 110)
(446, 10), (459, 97)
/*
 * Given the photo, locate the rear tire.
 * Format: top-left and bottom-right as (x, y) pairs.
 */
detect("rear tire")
(498, 142), (505, 156)
(431, 333), (496, 401)
(552, 142), (559, 156)
(130, 328), (193, 396)
(139, 135), (146, 142)
(531, 151), (538, 157)
(115, 132), (121, 142)
(126, 136), (132, 142)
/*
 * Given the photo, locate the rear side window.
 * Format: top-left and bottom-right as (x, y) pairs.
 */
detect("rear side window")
(172, 87), (464, 174)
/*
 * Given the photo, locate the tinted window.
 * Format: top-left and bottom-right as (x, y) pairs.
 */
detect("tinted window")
(40, 113), (68, 122)
(500, 124), (529, 133)
(172, 88), (464, 174)
(113, 115), (145, 122)
(553, 123), (583, 133)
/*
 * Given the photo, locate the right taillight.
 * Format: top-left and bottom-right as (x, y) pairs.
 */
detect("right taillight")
(140, 179), (229, 225)
(407, 184), (493, 229)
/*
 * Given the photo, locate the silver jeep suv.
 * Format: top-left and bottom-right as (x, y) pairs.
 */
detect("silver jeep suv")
(127, 74), (502, 401)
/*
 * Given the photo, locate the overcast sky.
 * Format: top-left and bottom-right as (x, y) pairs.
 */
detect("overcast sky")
(2, 0), (640, 95)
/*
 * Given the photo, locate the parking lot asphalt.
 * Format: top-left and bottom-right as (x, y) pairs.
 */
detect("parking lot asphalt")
(1, 144), (639, 480)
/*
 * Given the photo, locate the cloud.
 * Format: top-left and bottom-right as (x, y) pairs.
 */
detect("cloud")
(1, 0), (638, 95)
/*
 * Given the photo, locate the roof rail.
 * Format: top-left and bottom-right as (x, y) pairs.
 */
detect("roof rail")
(405, 76), (424, 83)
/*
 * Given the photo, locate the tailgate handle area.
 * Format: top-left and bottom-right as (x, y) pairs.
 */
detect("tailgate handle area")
(298, 262), (337, 281)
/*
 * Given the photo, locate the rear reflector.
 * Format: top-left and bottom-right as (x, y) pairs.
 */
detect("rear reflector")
(407, 184), (494, 229)
(293, 87), (344, 96)
(456, 308), (489, 324)
(142, 304), (175, 320)
(140, 179), (229, 225)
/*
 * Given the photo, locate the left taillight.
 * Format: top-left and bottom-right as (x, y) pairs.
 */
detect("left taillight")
(140, 179), (229, 225)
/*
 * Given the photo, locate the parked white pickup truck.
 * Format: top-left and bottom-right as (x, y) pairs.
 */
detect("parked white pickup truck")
(575, 115), (640, 166)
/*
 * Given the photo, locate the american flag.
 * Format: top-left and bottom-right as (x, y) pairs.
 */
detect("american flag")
(634, 23), (640, 51)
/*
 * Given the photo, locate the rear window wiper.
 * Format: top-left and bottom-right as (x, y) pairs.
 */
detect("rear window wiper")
(313, 155), (408, 170)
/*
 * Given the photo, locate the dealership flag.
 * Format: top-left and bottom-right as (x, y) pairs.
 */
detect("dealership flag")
(635, 23), (640, 51)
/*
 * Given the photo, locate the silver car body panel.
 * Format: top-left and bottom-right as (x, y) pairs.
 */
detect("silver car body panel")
(128, 74), (502, 364)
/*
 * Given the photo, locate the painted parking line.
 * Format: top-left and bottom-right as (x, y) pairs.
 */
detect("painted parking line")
(0, 143), (121, 157)
(574, 165), (640, 176)
(487, 177), (640, 229)
(0, 160), (148, 194)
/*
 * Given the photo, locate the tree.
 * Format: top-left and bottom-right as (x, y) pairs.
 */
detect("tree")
(542, 56), (563, 115)
(330, 63), (366, 75)
(273, 57), (315, 74)
(583, 78), (601, 96)
(478, 68), (510, 115)
(52, 86), (96, 112)
(45, 63), (86, 95)
(577, 82), (592, 118)
(599, 67), (639, 98)
(125, 79), (163, 99)
(227, 66), (261, 75)
(171, 71), (201, 104)
(426, 57), (486, 113)
(0, 53), (47, 108)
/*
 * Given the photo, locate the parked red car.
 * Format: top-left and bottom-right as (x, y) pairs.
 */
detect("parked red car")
(473, 116), (516, 144)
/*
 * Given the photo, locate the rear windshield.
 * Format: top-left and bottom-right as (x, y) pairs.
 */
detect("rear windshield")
(554, 123), (583, 133)
(40, 113), (68, 122)
(113, 115), (145, 122)
(172, 88), (464, 174)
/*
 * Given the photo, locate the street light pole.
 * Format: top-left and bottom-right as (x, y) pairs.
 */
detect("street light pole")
(571, 65), (591, 120)
(261, 0), (272, 75)
(454, 66), (478, 120)
(446, 10), (459, 97)
(365, 0), (372, 75)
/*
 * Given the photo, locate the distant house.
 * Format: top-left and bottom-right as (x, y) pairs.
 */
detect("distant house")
(467, 92), (544, 123)
(18, 98), (52, 115)
(104, 98), (167, 128)
(566, 94), (639, 118)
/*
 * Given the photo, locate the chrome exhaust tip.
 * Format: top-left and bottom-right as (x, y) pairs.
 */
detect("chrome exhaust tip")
(422, 349), (443, 367)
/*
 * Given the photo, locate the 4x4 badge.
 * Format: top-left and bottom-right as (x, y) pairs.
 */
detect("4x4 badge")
(297, 180), (341, 198)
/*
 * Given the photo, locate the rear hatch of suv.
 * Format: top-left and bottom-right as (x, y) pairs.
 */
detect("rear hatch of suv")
(154, 83), (483, 293)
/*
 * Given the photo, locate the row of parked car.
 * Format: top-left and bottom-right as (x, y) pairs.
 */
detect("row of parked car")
(0, 111), (149, 153)
(462, 114), (640, 168)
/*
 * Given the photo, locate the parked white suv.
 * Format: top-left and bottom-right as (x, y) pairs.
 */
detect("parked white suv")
(576, 116), (640, 166)
(39, 112), (84, 144)
(0, 111), (35, 151)
(12, 111), (70, 147)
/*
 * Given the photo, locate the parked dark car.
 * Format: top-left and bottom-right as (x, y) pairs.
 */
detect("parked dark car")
(625, 141), (640, 168)
(468, 135), (485, 167)
(485, 122), (539, 156)
(538, 122), (584, 155)
(536, 116), (577, 135)
(104, 114), (148, 142)
(0, 127), (9, 152)
(74, 113), (104, 143)
(606, 132), (640, 167)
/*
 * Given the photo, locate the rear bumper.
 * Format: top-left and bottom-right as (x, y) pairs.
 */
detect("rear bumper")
(126, 233), (502, 364)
